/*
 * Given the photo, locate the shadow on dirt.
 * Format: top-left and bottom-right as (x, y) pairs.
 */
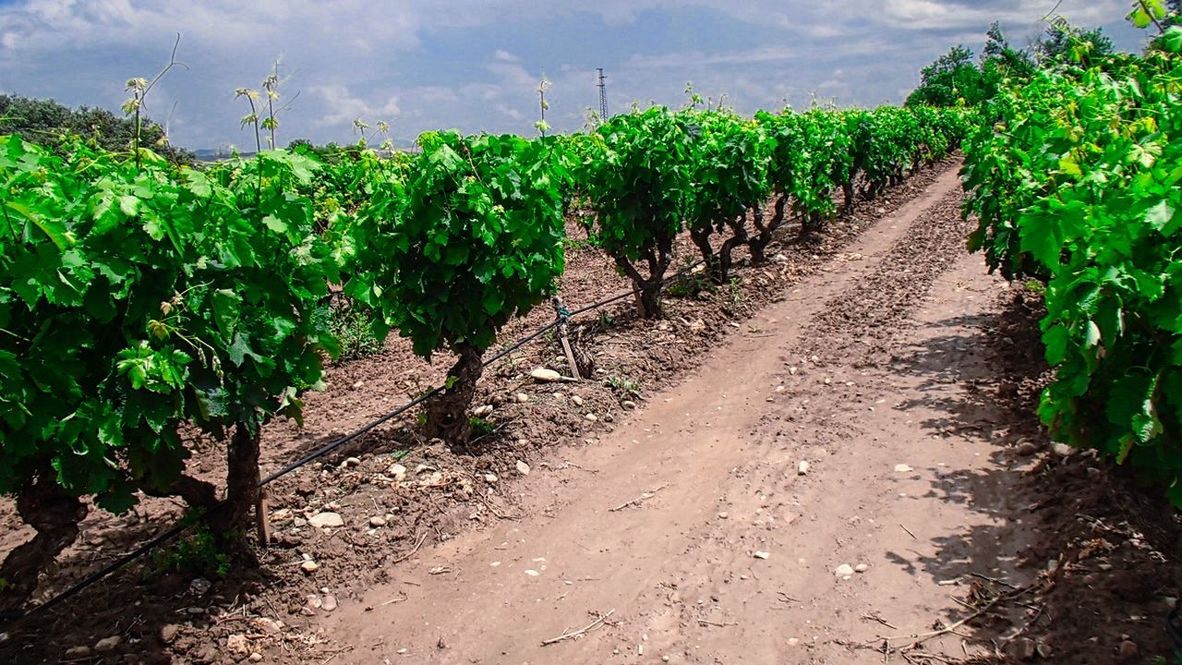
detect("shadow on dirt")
(882, 290), (1182, 664)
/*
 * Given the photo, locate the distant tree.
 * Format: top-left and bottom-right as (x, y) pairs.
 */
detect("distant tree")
(1035, 20), (1115, 65)
(905, 45), (1002, 107)
(982, 21), (1036, 78)
(0, 94), (194, 165)
(287, 137), (314, 151)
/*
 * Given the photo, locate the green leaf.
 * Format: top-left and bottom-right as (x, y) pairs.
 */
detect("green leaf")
(119, 195), (139, 218)
(262, 215), (288, 234)
(211, 289), (241, 338)
(1145, 201), (1174, 230)
(5, 201), (70, 250)
(1043, 325), (1070, 365)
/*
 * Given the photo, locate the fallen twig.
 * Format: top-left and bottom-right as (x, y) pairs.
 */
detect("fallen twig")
(609, 484), (669, 512)
(541, 609), (616, 646)
(318, 646), (354, 665)
(968, 572), (1018, 590)
(391, 532), (429, 565)
(862, 613), (898, 630)
(881, 584), (1034, 649)
(697, 618), (738, 628)
(470, 486), (522, 520)
(899, 523), (918, 540)
(546, 460), (599, 473)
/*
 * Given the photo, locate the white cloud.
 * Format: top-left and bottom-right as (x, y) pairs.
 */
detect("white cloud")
(310, 84), (401, 128)
(0, 0), (1148, 147)
(628, 46), (799, 69)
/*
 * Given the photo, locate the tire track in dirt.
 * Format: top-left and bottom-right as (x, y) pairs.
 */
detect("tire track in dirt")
(642, 186), (1038, 664)
(312, 164), (1020, 664)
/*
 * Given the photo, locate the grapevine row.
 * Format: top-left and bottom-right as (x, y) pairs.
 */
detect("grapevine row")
(962, 25), (1182, 504)
(0, 102), (968, 609)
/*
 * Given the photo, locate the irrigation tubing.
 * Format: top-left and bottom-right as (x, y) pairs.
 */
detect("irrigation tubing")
(257, 387), (442, 487)
(5, 520), (193, 623)
(3, 208), (811, 627)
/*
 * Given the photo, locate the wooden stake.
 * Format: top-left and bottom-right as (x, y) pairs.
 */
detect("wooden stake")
(255, 488), (272, 547)
(552, 297), (582, 381)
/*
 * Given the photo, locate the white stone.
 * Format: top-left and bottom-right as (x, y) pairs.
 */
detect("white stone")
(516, 460), (531, 476)
(227, 634), (250, 656)
(531, 368), (563, 383)
(309, 512), (344, 529)
(797, 461), (810, 476)
(834, 564), (855, 578)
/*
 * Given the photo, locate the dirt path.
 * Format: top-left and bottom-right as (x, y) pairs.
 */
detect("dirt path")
(311, 166), (1041, 663)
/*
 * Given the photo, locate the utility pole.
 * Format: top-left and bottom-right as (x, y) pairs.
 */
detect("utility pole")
(596, 68), (608, 119)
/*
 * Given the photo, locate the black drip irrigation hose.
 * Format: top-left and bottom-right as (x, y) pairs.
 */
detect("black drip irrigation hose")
(0, 247), (733, 627)
(2, 520), (193, 624)
(257, 387), (442, 487)
(0, 195), (846, 628)
(0, 150), (960, 626)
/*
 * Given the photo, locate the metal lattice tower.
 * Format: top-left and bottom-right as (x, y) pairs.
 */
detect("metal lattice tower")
(596, 68), (608, 119)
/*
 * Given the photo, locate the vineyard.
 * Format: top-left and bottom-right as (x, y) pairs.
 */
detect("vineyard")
(0, 100), (969, 607)
(1, 2), (1182, 663)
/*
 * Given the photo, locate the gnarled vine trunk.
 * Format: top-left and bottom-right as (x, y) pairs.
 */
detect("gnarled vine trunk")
(615, 234), (673, 319)
(798, 211), (826, 242)
(719, 214), (751, 277)
(689, 227), (718, 279)
(747, 194), (789, 264)
(0, 466), (87, 614)
(635, 282), (663, 319)
(141, 473), (220, 523)
(209, 422), (260, 537)
(424, 343), (485, 444)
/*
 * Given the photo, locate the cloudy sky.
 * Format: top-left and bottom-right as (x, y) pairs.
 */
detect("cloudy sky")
(0, 0), (1148, 150)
